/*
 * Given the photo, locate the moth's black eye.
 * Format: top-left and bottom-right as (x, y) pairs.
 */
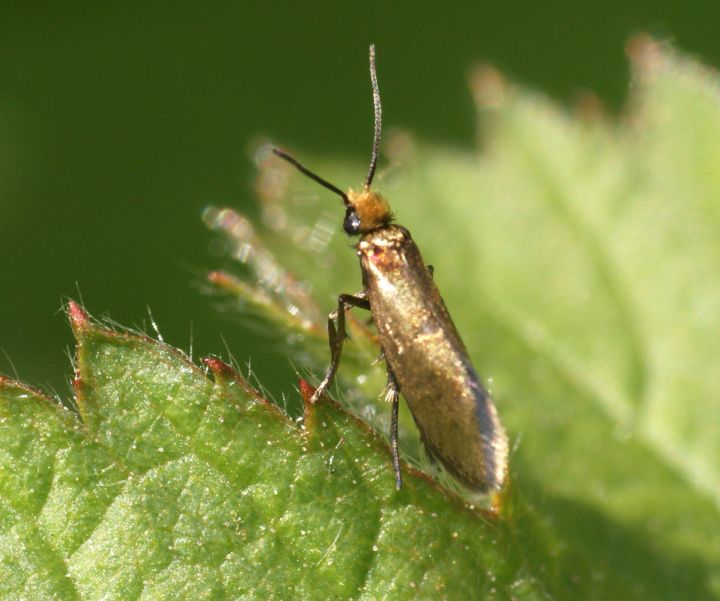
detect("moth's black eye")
(343, 210), (361, 235)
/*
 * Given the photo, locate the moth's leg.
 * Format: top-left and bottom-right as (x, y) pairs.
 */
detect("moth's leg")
(385, 366), (402, 490)
(310, 292), (370, 403)
(426, 264), (434, 278)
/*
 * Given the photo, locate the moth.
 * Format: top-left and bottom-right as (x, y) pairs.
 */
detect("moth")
(274, 46), (508, 492)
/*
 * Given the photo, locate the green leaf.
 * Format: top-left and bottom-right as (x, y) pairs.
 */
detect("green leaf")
(2, 37), (720, 600)
(1, 303), (528, 600)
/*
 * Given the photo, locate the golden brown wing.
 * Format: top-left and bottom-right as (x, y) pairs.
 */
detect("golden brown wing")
(358, 225), (508, 492)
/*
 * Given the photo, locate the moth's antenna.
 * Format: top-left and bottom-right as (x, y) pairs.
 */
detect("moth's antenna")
(272, 148), (350, 205)
(365, 44), (382, 189)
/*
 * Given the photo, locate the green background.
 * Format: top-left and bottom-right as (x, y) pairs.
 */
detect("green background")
(0, 1), (716, 397)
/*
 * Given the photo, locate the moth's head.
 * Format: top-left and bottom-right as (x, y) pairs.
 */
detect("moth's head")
(272, 45), (389, 237)
(343, 188), (392, 235)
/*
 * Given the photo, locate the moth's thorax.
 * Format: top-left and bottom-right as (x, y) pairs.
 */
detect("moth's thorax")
(356, 225), (410, 266)
(357, 224), (407, 249)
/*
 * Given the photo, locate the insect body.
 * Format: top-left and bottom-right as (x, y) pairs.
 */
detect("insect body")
(273, 46), (508, 492)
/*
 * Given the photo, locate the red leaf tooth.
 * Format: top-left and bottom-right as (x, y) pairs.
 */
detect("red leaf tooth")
(203, 355), (285, 417)
(67, 300), (90, 333)
(298, 378), (317, 406)
(203, 356), (236, 378)
(626, 33), (663, 72)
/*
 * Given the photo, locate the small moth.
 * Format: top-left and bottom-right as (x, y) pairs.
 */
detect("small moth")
(274, 46), (508, 492)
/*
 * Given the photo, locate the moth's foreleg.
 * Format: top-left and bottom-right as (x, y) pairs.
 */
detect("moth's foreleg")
(310, 292), (370, 403)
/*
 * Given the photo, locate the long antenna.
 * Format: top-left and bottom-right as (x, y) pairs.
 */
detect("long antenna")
(365, 44), (382, 189)
(272, 148), (350, 205)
